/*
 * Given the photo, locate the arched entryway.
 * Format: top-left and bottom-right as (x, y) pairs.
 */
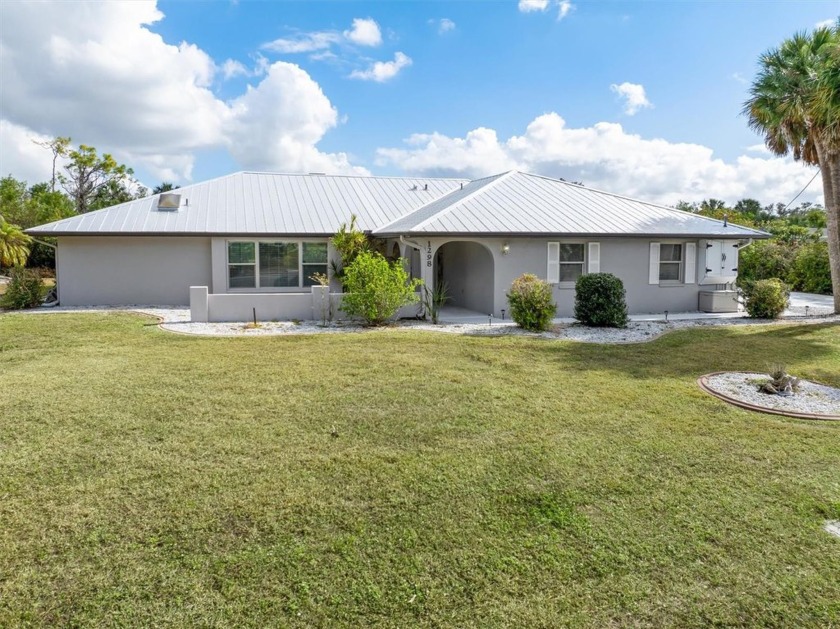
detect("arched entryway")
(434, 241), (495, 314)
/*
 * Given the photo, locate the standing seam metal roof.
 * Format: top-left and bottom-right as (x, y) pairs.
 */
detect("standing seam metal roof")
(27, 170), (769, 239)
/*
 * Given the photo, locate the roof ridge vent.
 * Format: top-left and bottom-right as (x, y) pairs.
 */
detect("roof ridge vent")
(157, 193), (181, 211)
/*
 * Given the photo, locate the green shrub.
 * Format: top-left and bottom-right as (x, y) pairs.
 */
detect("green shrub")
(790, 242), (832, 294)
(743, 278), (789, 319)
(507, 274), (556, 332)
(573, 272), (629, 328)
(736, 240), (794, 289)
(0, 266), (43, 310)
(340, 251), (421, 325)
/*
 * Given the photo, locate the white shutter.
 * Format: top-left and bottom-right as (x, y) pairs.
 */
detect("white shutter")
(649, 242), (660, 285)
(547, 242), (560, 283)
(705, 240), (722, 279)
(588, 242), (600, 273)
(723, 242), (739, 279)
(684, 242), (696, 284)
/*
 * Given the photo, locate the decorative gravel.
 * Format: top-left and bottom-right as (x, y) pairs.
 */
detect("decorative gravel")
(6, 305), (839, 345)
(702, 372), (840, 418)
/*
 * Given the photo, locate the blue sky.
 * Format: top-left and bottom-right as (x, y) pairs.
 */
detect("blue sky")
(0, 0), (836, 205)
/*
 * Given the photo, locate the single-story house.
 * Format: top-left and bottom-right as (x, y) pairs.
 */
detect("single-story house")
(27, 170), (768, 321)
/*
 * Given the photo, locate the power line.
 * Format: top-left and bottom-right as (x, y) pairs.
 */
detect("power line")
(782, 168), (821, 212)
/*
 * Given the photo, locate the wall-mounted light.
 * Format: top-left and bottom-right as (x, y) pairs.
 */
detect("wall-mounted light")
(501, 243), (510, 256)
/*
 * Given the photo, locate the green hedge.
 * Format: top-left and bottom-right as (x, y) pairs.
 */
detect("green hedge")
(574, 273), (628, 328)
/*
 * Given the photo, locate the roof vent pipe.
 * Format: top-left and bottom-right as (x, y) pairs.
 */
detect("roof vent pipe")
(424, 183), (428, 191)
(157, 193), (181, 211)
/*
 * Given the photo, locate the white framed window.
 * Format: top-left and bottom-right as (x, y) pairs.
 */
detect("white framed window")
(227, 240), (328, 290)
(659, 243), (683, 282)
(548, 242), (586, 285)
(649, 241), (696, 285)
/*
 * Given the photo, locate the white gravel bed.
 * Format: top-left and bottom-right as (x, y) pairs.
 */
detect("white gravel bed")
(703, 372), (840, 417)
(4, 305), (838, 345)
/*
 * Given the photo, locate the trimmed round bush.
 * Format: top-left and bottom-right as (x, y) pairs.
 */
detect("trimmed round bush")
(507, 274), (556, 332)
(743, 278), (789, 319)
(0, 266), (43, 310)
(574, 273), (628, 328)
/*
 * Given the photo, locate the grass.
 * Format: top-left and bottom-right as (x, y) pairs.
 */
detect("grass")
(1, 313), (839, 627)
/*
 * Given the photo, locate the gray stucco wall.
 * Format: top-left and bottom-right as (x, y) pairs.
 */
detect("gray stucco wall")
(410, 236), (740, 318)
(57, 236), (212, 306)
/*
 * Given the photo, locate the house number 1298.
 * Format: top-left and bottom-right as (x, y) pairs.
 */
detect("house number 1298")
(426, 241), (432, 267)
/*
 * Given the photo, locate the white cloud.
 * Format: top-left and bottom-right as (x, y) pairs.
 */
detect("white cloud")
(262, 31), (341, 54)
(343, 18), (382, 47)
(349, 52), (412, 82)
(221, 59), (248, 79)
(375, 113), (823, 206)
(519, 0), (574, 19)
(610, 82), (653, 115)
(519, 0), (549, 12)
(0, 1), (366, 182)
(745, 143), (770, 154)
(0, 120), (62, 185)
(557, 1), (574, 20)
(815, 18), (836, 29)
(731, 72), (749, 85)
(432, 18), (456, 34)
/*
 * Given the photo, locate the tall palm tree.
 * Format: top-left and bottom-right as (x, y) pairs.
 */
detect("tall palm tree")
(744, 22), (840, 312)
(0, 215), (32, 269)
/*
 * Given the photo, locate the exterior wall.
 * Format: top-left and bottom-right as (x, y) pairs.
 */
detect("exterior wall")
(411, 236), (741, 317)
(57, 236), (212, 306)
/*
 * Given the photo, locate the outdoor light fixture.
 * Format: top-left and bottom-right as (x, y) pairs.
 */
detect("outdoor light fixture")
(501, 243), (510, 255)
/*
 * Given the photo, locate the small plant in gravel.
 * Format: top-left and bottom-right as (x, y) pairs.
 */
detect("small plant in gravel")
(574, 273), (628, 328)
(742, 278), (789, 319)
(759, 364), (800, 396)
(507, 274), (556, 332)
(422, 281), (448, 324)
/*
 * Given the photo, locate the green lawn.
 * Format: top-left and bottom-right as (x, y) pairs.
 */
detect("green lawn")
(1, 313), (839, 628)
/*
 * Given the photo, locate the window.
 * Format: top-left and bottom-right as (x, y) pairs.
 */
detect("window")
(302, 242), (328, 287)
(659, 243), (683, 282)
(228, 242), (256, 288)
(227, 240), (327, 289)
(559, 243), (585, 282)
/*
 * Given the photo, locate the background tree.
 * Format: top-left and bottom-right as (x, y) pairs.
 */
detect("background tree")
(58, 144), (134, 214)
(33, 136), (71, 192)
(0, 216), (32, 269)
(744, 22), (840, 311)
(153, 182), (179, 194)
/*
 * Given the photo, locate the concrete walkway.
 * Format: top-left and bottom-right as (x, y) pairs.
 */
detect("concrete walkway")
(437, 291), (835, 325)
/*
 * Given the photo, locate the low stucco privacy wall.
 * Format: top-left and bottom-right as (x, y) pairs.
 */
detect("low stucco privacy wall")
(57, 236), (212, 306)
(190, 285), (421, 323)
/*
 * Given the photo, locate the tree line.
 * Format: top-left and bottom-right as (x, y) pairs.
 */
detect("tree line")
(0, 138), (176, 269)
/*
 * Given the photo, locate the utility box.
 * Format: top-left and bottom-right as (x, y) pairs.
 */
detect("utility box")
(698, 290), (739, 313)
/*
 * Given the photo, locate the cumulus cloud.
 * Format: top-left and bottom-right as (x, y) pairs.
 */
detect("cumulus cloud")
(0, 1), (366, 182)
(815, 18), (837, 29)
(349, 52), (412, 82)
(557, 1), (574, 20)
(262, 31), (341, 54)
(518, 0), (549, 12)
(262, 17), (381, 55)
(343, 18), (382, 47)
(610, 82), (653, 115)
(432, 18), (456, 34)
(375, 113), (823, 206)
(519, 0), (574, 20)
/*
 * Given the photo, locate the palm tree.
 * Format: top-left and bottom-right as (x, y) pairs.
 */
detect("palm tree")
(0, 215), (32, 269)
(744, 22), (840, 312)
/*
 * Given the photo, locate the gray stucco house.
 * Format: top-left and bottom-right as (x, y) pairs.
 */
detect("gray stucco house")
(27, 170), (768, 321)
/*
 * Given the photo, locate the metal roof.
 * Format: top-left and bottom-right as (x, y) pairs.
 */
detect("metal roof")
(27, 172), (468, 236)
(376, 171), (768, 239)
(28, 170), (769, 239)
